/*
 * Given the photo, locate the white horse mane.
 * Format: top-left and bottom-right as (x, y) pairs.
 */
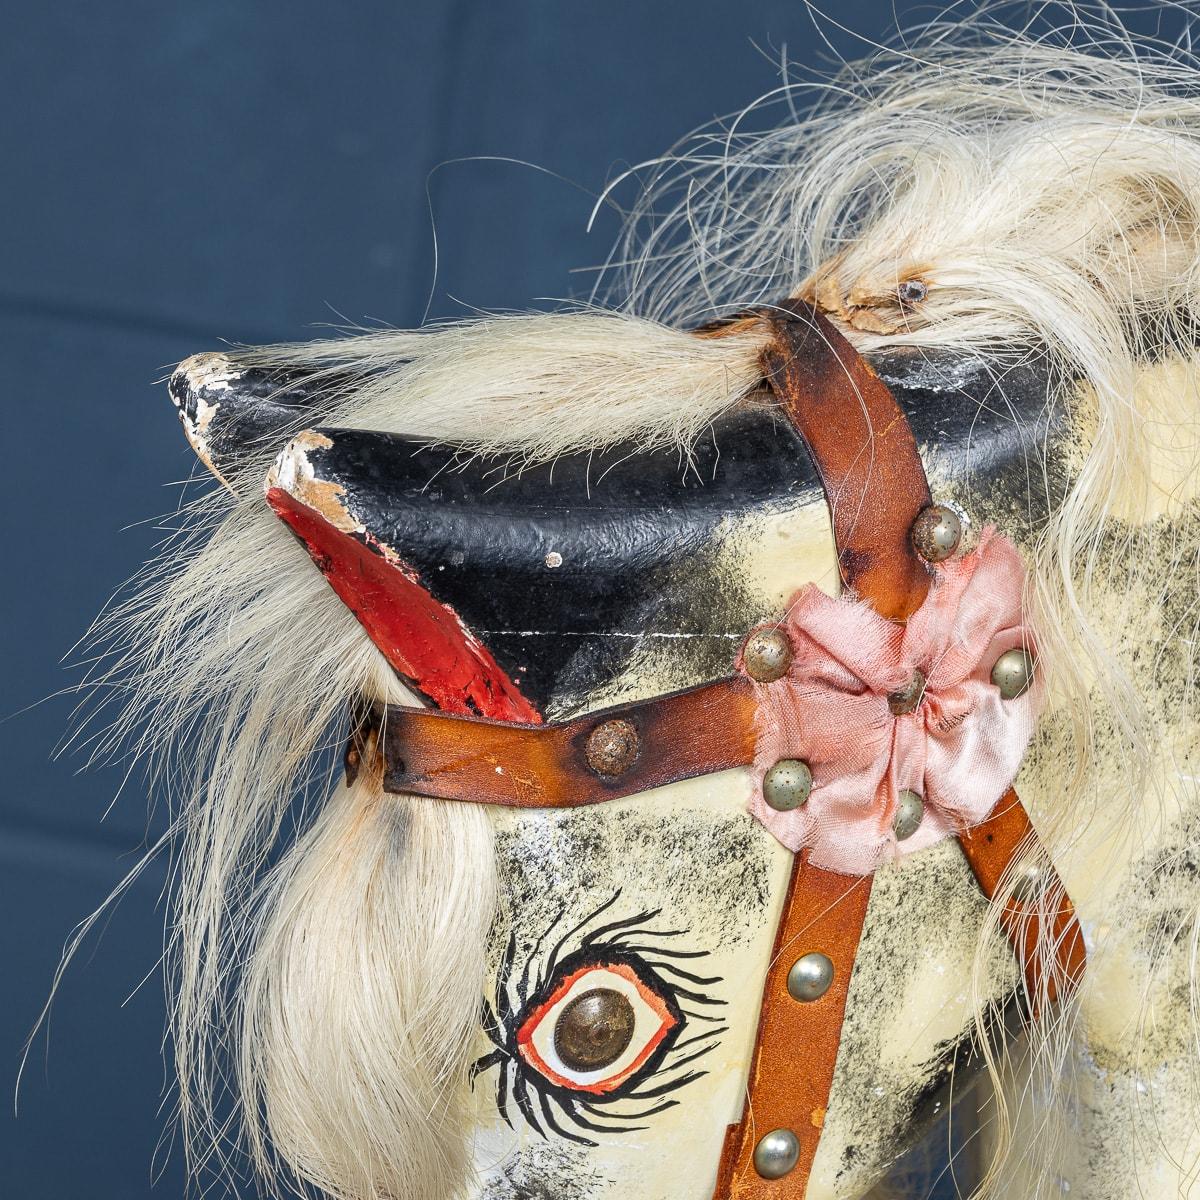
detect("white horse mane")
(74, 17), (1200, 1200)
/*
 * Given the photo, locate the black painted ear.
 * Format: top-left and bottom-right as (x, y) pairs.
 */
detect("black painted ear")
(264, 414), (814, 717)
(168, 351), (335, 488)
(259, 347), (1060, 716)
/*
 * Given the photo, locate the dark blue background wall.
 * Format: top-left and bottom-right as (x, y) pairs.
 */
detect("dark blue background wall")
(0, 3), (1182, 1197)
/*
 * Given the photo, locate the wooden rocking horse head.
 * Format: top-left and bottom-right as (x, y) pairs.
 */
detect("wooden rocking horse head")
(83, 26), (1200, 1200)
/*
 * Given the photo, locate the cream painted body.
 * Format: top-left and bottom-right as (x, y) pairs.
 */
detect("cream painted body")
(983, 569), (1200, 1193)
(470, 498), (1018, 1199)
(469, 364), (1200, 1200)
(473, 776), (792, 1198)
(971, 362), (1200, 1200)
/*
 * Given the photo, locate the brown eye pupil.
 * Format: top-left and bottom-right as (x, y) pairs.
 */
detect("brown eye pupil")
(898, 279), (928, 305)
(553, 987), (636, 1071)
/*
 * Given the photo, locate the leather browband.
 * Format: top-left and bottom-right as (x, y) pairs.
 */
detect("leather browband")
(346, 301), (1085, 1199)
(366, 677), (759, 806)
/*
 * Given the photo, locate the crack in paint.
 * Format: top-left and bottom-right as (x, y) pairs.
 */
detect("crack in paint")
(476, 630), (743, 640)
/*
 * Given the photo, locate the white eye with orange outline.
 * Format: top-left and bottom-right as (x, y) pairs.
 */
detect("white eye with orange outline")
(473, 896), (729, 1146)
(516, 960), (680, 1093)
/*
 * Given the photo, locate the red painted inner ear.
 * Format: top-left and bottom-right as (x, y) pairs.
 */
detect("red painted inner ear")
(267, 488), (541, 723)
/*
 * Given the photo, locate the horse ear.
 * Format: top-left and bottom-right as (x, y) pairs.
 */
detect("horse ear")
(168, 351), (333, 490)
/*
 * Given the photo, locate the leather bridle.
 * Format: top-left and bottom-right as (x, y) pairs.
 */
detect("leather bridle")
(333, 301), (1085, 1199)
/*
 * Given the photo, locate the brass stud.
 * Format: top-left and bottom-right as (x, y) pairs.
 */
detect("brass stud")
(888, 669), (926, 715)
(1010, 861), (1050, 905)
(787, 952), (834, 1002)
(553, 987), (636, 1071)
(753, 1129), (801, 1179)
(893, 789), (924, 841)
(991, 648), (1035, 700)
(584, 718), (640, 777)
(911, 503), (963, 563)
(763, 759), (812, 812)
(742, 627), (793, 683)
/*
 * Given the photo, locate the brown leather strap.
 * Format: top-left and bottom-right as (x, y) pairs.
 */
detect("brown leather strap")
(369, 698), (1085, 1007)
(712, 855), (873, 1200)
(704, 306), (1086, 1199)
(759, 305), (933, 619)
(372, 677), (758, 805)
(958, 788), (1087, 1004)
(708, 305), (938, 1199)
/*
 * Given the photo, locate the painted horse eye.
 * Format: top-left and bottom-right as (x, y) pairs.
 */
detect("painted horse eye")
(516, 961), (681, 1094)
(474, 899), (727, 1144)
(554, 987), (635, 1069)
(897, 278), (928, 305)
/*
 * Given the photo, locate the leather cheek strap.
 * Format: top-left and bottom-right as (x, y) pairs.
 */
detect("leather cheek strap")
(705, 308), (1085, 1199)
(703, 306), (929, 1199)
(959, 789), (1088, 1008)
(711, 855), (874, 1200)
(759, 301), (933, 622)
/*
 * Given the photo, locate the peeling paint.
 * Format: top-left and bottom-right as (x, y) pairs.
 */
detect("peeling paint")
(170, 351), (248, 485)
(266, 431), (363, 536)
(173, 351), (243, 396)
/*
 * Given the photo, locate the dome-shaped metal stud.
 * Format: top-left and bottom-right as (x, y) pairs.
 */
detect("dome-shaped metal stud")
(753, 1128), (801, 1179)
(911, 504), (963, 563)
(763, 759), (812, 812)
(584, 718), (640, 777)
(1010, 861), (1049, 905)
(893, 789), (924, 841)
(553, 987), (636, 1071)
(787, 952), (834, 1002)
(742, 627), (793, 683)
(991, 648), (1035, 700)
(888, 669), (926, 716)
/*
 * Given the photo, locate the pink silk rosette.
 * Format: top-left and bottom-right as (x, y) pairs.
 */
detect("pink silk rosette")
(744, 528), (1042, 875)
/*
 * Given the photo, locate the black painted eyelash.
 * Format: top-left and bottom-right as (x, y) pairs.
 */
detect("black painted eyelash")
(471, 890), (728, 1147)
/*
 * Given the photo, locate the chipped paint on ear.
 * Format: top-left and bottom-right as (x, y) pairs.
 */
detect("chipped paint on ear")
(169, 352), (246, 489)
(267, 483), (541, 720)
(266, 430), (364, 537)
(268, 432), (428, 573)
(266, 429), (541, 720)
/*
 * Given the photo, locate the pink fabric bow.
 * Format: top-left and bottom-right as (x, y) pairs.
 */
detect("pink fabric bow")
(745, 528), (1042, 875)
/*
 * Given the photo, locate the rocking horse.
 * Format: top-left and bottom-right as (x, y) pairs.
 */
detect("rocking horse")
(76, 24), (1200, 1200)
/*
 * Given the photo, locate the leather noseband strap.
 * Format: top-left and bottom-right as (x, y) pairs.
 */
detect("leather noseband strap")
(350, 302), (1085, 1199)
